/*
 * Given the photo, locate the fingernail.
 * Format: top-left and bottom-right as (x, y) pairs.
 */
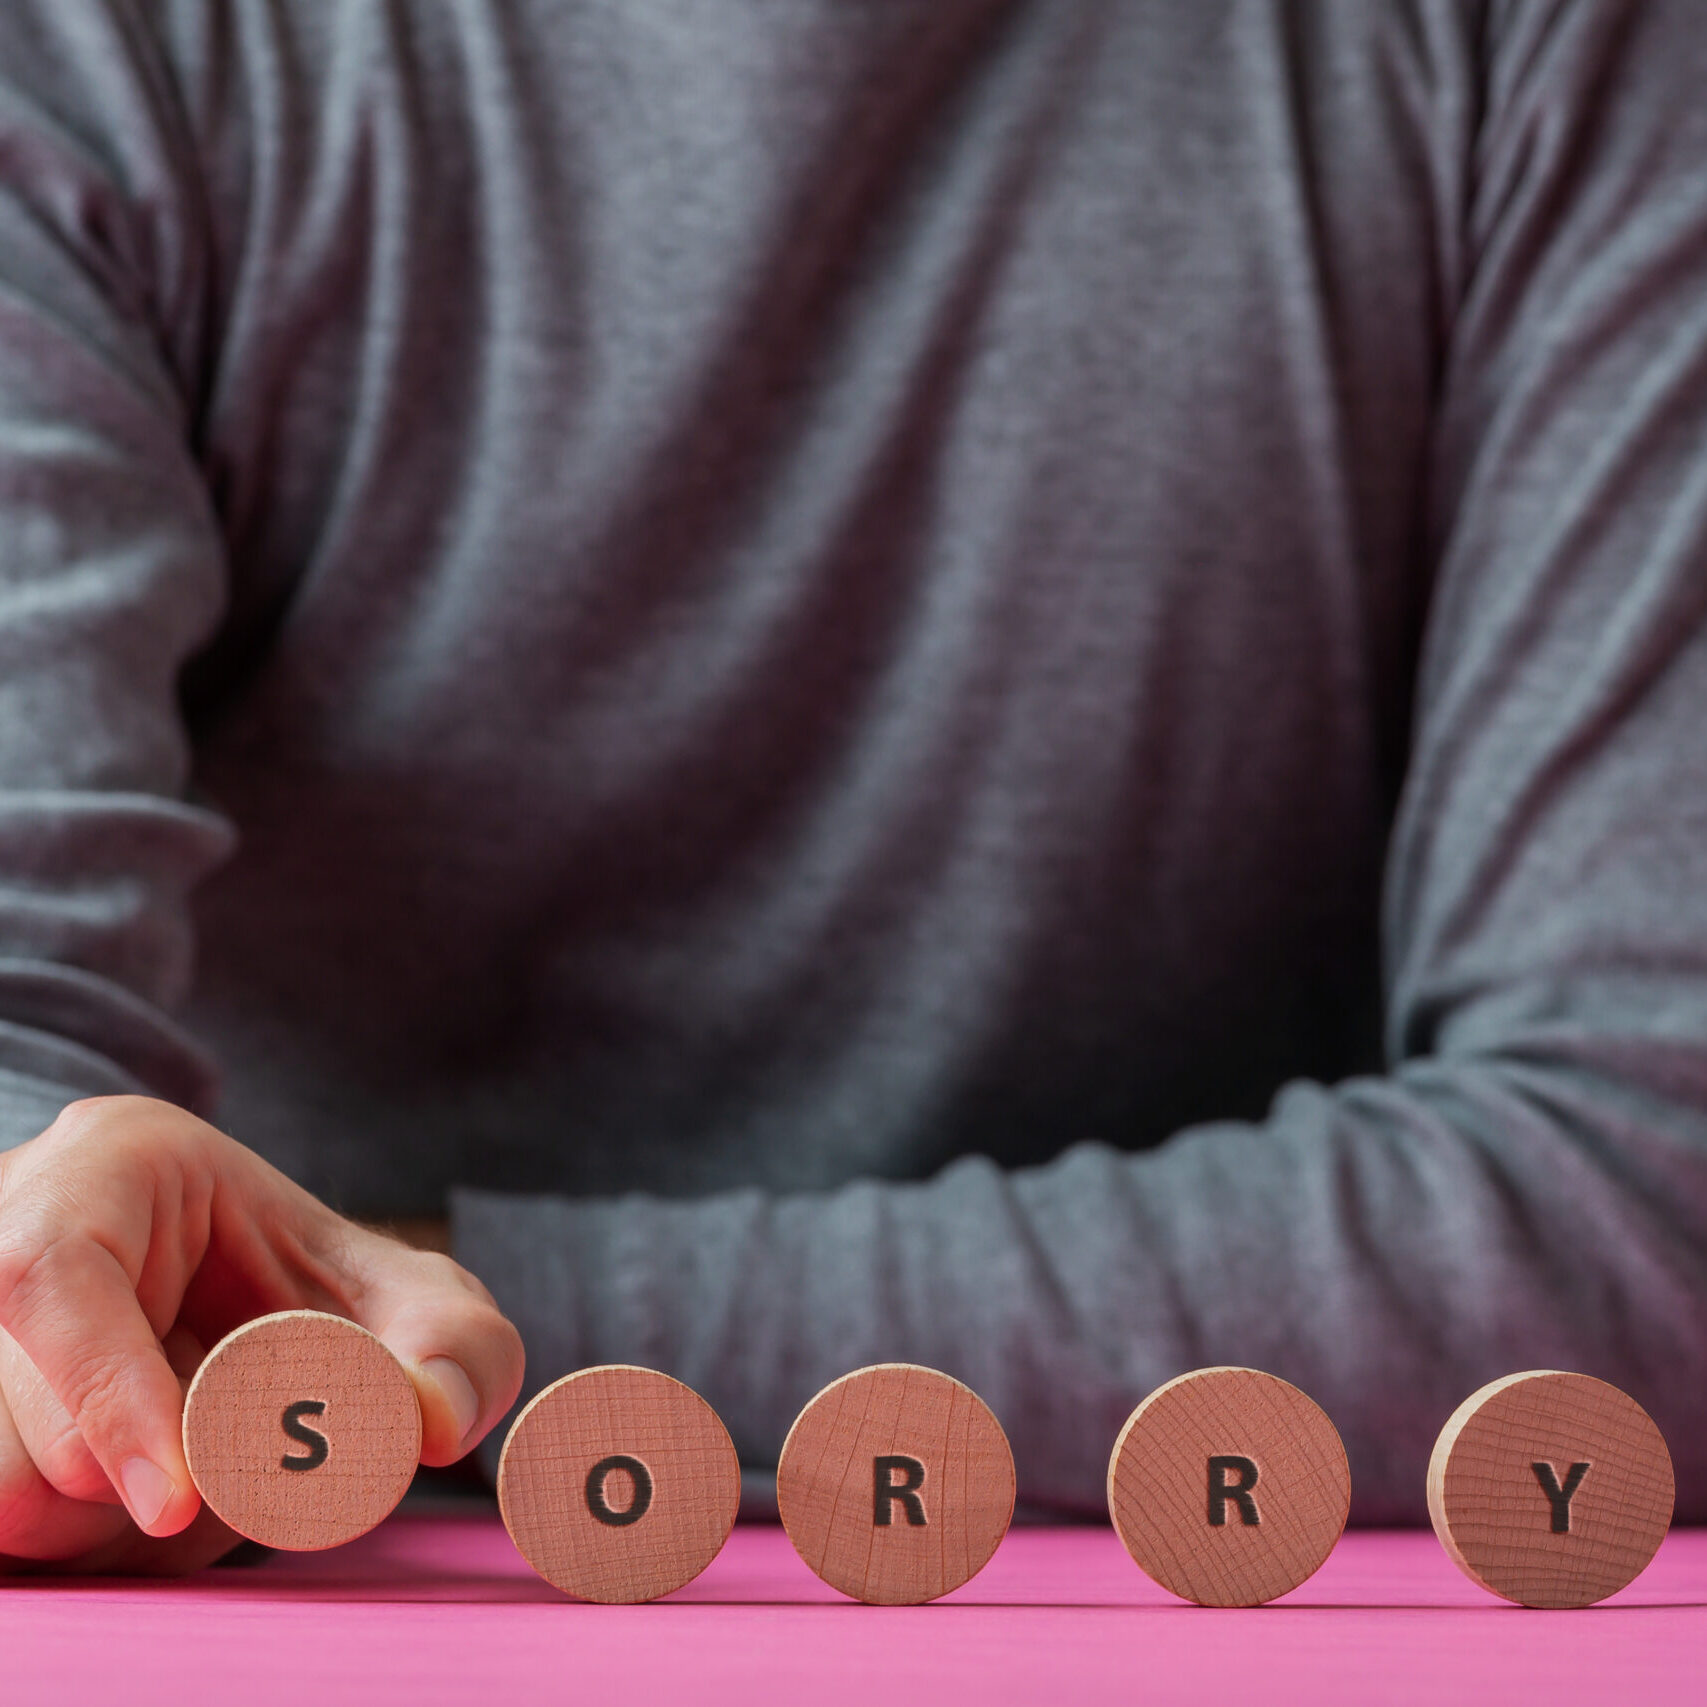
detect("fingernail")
(119, 1456), (175, 1531)
(422, 1357), (480, 1445)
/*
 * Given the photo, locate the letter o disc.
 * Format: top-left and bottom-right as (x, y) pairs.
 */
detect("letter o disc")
(497, 1366), (740, 1602)
(1107, 1366), (1350, 1606)
(777, 1363), (1015, 1604)
(182, 1310), (422, 1550)
(1428, 1370), (1673, 1608)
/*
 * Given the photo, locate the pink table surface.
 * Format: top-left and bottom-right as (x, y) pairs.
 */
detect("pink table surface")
(5, 1515), (1704, 1706)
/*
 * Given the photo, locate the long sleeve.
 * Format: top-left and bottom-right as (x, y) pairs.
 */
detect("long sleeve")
(458, 1), (1707, 1521)
(0, 4), (235, 1145)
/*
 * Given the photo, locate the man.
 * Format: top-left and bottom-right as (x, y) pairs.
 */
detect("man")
(2, 0), (1705, 1570)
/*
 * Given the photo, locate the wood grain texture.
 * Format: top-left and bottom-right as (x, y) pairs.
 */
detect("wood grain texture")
(497, 1365), (740, 1603)
(776, 1363), (1015, 1605)
(1427, 1370), (1674, 1609)
(182, 1310), (421, 1551)
(1106, 1366), (1350, 1607)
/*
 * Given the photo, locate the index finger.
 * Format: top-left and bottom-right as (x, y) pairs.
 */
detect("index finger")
(0, 1231), (199, 1537)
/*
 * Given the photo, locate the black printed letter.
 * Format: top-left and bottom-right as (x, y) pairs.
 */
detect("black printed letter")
(1207, 1455), (1261, 1526)
(585, 1455), (654, 1527)
(1531, 1461), (1590, 1534)
(280, 1400), (329, 1471)
(873, 1455), (928, 1526)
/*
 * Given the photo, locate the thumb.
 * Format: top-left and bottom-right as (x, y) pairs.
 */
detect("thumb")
(342, 1238), (525, 1467)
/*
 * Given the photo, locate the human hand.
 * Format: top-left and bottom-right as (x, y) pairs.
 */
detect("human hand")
(0, 1096), (524, 1572)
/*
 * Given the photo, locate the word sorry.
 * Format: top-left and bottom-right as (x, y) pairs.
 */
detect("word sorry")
(179, 1314), (1674, 1609)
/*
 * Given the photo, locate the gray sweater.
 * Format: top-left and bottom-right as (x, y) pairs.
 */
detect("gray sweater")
(2, 0), (1706, 1521)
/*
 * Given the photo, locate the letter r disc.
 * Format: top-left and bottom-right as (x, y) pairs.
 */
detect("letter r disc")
(778, 1364), (1014, 1604)
(1107, 1367), (1350, 1606)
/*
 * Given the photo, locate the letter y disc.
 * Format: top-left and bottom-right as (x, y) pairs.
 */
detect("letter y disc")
(1428, 1371), (1673, 1607)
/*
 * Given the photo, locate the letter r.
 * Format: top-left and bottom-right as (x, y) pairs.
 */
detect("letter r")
(874, 1455), (928, 1526)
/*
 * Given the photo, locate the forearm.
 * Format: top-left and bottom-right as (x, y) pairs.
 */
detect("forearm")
(454, 1044), (1707, 1521)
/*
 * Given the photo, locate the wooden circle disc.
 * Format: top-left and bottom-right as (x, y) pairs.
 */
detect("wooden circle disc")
(1106, 1366), (1350, 1606)
(776, 1363), (1015, 1605)
(1427, 1370), (1674, 1608)
(182, 1310), (421, 1550)
(497, 1365), (740, 1603)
